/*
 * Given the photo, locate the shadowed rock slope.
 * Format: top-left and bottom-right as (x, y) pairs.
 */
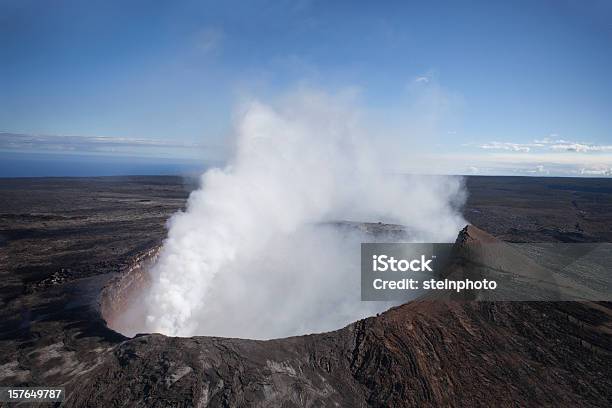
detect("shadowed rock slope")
(66, 226), (612, 407)
(66, 301), (611, 407)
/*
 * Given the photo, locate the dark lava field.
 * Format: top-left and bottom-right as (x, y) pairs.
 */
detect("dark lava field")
(0, 176), (611, 407)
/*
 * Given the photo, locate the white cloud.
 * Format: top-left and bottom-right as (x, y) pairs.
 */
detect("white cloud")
(524, 164), (549, 175)
(580, 167), (612, 176)
(0, 132), (225, 160)
(421, 151), (612, 177)
(477, 137), (612, 154)
(414, 76), (430, 84)
(479, 142), (531, 152)
(550, 143), (612, 152)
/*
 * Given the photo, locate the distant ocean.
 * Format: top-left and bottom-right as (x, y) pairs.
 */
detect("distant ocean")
(0, 151), (209, 177)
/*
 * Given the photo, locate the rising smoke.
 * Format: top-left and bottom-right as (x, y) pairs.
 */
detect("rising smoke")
(122, 89), (466, 339)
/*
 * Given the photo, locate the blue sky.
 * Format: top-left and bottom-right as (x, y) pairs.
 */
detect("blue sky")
(1, 0), (611, 176)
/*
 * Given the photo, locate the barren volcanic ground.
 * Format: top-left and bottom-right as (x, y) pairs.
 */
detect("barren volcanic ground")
(1, 176), (611, 407)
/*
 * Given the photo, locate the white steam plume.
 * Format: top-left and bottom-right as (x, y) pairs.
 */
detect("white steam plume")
(126, 89), (466, 339)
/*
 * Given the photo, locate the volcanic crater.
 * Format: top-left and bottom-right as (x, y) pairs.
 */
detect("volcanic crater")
(1, 176), (612, 407)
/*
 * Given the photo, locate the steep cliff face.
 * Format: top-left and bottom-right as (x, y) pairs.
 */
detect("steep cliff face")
(99, 246), (159, 332)
(65, 225), (612, 407)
